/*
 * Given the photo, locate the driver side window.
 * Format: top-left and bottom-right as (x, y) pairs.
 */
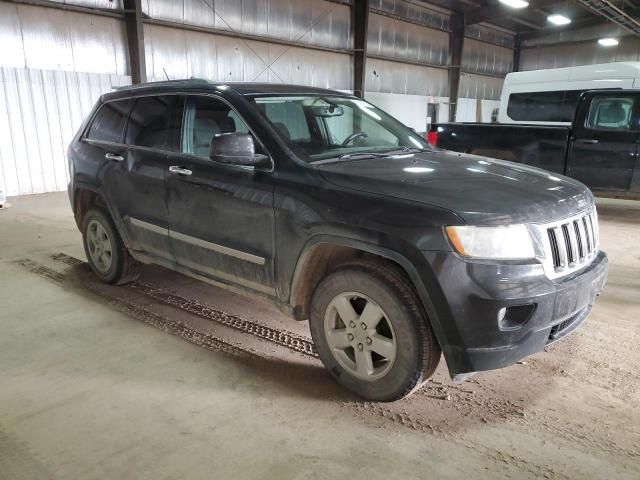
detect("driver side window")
(182, 96), (252, 158)
(586, 97), (635, 131)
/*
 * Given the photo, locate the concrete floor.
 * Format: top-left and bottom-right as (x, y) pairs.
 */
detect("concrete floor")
(1, 192), (639, 480)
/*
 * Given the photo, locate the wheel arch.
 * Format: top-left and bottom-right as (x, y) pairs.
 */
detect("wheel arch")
(72, 184), (132, 247)
(288, 235), (447, 351)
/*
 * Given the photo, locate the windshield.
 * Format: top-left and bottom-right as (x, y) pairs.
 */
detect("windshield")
(251, 95), (431, 162)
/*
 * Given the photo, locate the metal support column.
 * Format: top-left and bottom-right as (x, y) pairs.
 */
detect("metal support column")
(352, 0), (370, 99)
(513, 34), (521, 72)
(124, 0), (146, 84)
(448, 12), (464, 122)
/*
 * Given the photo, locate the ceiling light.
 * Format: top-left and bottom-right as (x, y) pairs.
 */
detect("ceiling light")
(547, 14), (571, 25)
(598, 38), (619, 47)
(499, 0), (529, 9)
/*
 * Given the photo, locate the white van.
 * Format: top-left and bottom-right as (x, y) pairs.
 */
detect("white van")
(497, 62), (640, 125)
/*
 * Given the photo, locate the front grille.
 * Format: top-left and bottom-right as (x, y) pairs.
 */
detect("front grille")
(540, 209), (599, 279)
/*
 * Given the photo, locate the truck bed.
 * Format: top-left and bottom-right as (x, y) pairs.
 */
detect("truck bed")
(430, 123), (571, 175)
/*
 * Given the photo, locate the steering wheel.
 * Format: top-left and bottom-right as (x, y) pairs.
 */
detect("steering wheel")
(341, 132), (368, 147)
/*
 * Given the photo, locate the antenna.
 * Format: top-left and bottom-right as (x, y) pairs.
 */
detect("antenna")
(163, 68), (170, 81)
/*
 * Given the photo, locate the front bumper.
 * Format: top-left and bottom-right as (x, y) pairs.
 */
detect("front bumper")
(424, 250), (608, 375)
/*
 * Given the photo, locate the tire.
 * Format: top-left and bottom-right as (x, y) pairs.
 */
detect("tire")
(309, 260), (441, 402)
(82, 208), (141, 285)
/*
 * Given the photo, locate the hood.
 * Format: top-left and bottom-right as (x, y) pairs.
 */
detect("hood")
(316, 150), (594, 225)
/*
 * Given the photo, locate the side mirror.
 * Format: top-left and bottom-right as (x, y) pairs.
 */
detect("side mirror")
(209, 133), (270, 168)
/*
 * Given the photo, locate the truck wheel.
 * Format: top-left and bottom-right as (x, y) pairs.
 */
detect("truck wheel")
(309, 260), (440, 401)
(82, 208), (141, 285)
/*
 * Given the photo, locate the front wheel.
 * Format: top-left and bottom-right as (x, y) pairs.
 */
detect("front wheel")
(82, 208), (141, 285)
(309, 261), (440, 401)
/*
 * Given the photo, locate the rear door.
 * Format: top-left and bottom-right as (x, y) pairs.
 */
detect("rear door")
(568, 92), (639, 192)
(113, 94), (184, 256)
(165, 94), (276, 295)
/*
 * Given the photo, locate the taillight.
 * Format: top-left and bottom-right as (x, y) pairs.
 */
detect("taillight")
(427, 131), (438, 146)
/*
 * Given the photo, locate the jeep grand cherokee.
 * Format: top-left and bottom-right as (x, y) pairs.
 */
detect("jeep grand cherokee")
(68, 80), (608, 401)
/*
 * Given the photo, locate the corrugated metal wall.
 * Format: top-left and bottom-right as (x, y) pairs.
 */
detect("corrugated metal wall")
(144, 24), (353, 88)
(365, 58), (448, 96)
(0, 3), (128, 75)
(143, 0), (351, 49)
(521, 38), (640, 71)
(0, 67), (130, 196)
(520, 24), (640, 70)
(458, 73), (504, 101)
(367, 12), (449, 67)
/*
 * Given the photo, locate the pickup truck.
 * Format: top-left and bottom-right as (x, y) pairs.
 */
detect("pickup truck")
(428, 90), (640, 197)
(68, 80), (607, 402)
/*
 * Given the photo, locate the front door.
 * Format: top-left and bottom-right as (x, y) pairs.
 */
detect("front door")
(568, 92), (639, 192)
(166, 94), (276, 295)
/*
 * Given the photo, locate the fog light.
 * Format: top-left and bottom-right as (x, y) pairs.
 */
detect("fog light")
(498, 304), (536, 330)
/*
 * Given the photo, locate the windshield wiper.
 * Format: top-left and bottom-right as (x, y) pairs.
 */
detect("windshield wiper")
(309, 151), (392, 165)
(337, 152), (393, 161)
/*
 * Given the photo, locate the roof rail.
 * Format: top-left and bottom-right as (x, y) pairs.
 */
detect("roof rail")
(112, 78), (213, 91)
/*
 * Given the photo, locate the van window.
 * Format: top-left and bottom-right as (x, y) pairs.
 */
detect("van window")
(86, 100), (131, 143)
(507, 90), (583, 122)
(126, 95), (184, 151)
(586, 97), (635, 130)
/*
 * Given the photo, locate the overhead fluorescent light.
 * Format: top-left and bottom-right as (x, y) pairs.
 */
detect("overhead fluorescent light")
(547, 14), (571, 25)
(598, 38), (619, 47)
(499, 0), (529, 8)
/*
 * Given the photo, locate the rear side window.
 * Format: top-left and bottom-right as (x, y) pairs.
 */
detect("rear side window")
(126, 95), (184, 151)
(586, 97), (635, 130)
(86, 100), (131, 143)
(507, 90), (583, 122)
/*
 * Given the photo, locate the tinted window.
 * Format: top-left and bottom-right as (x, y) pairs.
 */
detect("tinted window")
(86, 100), (130, 143)
(182, 96), (252, 158)
(586, 97), (635, 130)
(507, 90), (583, 122)
(126, 95), (184, 151)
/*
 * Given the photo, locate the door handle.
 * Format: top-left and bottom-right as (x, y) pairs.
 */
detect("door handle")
(169, 166), (193, 176)
(105, 152), (124, 162)
(576, 139), (599, 145)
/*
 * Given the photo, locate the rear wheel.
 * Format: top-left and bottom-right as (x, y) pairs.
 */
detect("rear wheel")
(82, 208), (141, 285)
(309, 260), (440, 401)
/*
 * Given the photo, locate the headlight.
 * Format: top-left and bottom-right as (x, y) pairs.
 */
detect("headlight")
(445, 224), (535, 260)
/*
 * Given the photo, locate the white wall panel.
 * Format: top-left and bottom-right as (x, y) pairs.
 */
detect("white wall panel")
(144, 24), (352, 89)
(143, 0), (351, 50)
(455, 98), (477, 123)
(480, 99), (500, 123)
(0, 67), (131, 197)
(364, 92), (428, 132)
(0, 3), (128, 76)
(520, 37), (640, 71)
(462, 38), (513, 77)
(368, 12), (449, 66)
(458, 72), (504, 101)
(366, 58), (448, 96)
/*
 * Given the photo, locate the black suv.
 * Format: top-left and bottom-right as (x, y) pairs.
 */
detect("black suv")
(68, 80), (608, 401)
